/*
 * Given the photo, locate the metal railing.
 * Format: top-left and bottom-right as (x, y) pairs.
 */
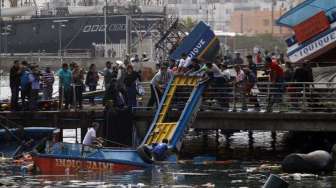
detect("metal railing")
(135, 82), (336, 113)
(2, 80), (336, 113)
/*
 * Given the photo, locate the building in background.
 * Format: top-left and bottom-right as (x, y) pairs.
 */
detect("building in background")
(230, 10), (292, 36)
(165, 0), (303, 36)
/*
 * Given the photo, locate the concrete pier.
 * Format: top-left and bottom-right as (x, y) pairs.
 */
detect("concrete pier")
(1, 110), (336, 132)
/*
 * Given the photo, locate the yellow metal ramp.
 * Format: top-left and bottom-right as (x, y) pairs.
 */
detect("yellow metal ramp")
(145, 75), (200, 145)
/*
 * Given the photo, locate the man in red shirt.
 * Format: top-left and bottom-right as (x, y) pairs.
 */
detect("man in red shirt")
(265, 57), (284, 112)
(268, 58), (284, 83)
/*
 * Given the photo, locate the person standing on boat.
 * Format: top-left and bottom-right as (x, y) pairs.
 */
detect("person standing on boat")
(58, 63), (72, 110)
(83, 122), (101, 146)
(42, 67), (55, 101)
(85, 64), (99, 106)
(9, 60), (21, 111)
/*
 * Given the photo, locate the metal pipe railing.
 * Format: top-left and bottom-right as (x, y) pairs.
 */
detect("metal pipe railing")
(135, 82), (336, 113)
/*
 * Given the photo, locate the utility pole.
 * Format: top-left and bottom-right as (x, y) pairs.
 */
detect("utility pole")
(240, 13), (243, 34)
(0, 1), (2, 63)
(0, 1), (2, 57)
(0, 1), (2, 100)
(104, 0), (108, 57)
(53, 20), (68, 63)
(126, 15), (130, 55)
(271, 0), (275, 35)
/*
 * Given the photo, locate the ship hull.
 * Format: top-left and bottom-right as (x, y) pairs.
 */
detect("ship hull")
(0, 13), (162, 54)
(1, 15), (127, 54)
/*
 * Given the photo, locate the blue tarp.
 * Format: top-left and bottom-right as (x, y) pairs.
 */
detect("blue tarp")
(277, 0), (336, 27)
(170, 21), (218, 61)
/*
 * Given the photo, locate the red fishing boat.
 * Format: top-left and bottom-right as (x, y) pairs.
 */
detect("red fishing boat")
(32, 143), (151, 174)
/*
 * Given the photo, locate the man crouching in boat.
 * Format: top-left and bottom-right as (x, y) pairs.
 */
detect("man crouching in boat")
(137, 139), (170, 163)
(83, 122), (103, 147)
(151, 139), (169, 161)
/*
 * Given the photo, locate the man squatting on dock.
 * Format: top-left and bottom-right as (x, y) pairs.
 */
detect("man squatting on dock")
(8, 50), (313, 112)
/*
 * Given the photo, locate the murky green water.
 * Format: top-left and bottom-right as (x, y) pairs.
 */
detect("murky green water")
(1, 161), (336, 187)
(1, 131), (336, 187)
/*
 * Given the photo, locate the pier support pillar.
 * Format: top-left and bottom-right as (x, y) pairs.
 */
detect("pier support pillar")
(81, 128), (87, 143)
(248, 131), (254, 151)
(271, 131), (277, 151)
(60, 129), (63, 142)
(202, 131), (209, 153)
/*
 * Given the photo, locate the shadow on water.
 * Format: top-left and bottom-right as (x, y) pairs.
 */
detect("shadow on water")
(181, 130), (336, 161)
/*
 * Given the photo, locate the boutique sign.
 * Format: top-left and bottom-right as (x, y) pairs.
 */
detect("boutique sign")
(289, 30), (336, 63)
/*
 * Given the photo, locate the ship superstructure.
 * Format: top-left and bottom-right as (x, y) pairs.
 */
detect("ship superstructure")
(0, 0), (169, 58)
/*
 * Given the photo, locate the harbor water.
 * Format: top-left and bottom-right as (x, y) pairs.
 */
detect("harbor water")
(0, 129), (336, 187)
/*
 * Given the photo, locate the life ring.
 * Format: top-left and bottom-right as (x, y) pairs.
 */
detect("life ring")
(136, 145), (153, 164)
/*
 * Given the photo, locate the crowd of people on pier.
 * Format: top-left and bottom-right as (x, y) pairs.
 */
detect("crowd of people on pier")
(8, 50), (314, 112)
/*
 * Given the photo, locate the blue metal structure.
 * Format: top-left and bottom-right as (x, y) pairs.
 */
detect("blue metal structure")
(141, 76), (207, 151)
(170, 21), (220, 61)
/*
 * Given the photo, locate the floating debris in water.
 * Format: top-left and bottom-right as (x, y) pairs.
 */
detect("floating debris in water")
(171, 172), (209, 176)
(201, 182), (215, 187)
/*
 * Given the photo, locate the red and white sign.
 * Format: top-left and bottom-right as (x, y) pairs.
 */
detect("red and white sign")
(294, 11), (330, 43)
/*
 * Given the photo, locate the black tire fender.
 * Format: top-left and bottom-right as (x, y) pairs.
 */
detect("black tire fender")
(137, 145), (153, 164)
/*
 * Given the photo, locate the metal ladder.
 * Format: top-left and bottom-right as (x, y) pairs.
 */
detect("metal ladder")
(143, 75), (206, 151)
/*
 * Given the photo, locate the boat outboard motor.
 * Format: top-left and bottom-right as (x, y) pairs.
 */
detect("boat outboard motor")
(281, 150), (334, 173)
(263, 174), (289, 188)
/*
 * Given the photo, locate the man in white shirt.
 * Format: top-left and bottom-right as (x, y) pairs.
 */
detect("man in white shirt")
(147, 64), (173, 108)
(83, 122), (100, 146)
(178, 53), (188, 73)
